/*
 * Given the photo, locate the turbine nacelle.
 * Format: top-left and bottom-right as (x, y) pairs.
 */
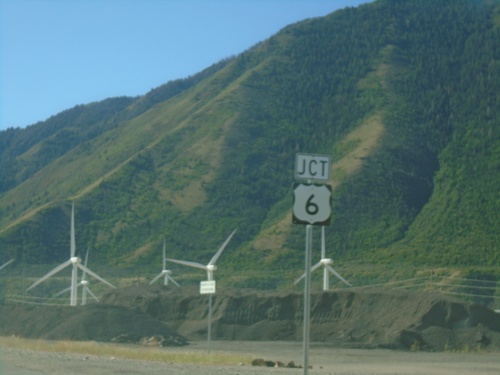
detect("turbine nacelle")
(321, 258), (333, 266)
(207, 264), (217, 272)
(70, 256), (80, 264)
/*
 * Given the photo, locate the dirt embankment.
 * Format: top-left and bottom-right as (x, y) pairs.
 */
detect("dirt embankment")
(1, 286), (499, 351)
(101, 285), (500, 351)
(0, 303), (186, 346)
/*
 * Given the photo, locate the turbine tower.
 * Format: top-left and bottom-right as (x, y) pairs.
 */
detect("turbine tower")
(167, 229), (237, 281)
(295, 226), (351, 290)
(26, 203), (115, 306)
(150, 238), (180, 286)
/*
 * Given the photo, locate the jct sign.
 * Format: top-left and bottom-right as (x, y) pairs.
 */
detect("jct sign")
(295, 153), (330, 182)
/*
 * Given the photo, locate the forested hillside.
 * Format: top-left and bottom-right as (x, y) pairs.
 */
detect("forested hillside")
(0, 0), (498, 287)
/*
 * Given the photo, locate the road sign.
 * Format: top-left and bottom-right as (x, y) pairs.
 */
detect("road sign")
(293, 183), (332, 225)
(200, 280), (216, 294)
(295, 153), (330, 182)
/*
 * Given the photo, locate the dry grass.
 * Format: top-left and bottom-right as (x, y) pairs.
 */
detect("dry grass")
(0, 336), (254, 366)
(330, 113), (385, 189)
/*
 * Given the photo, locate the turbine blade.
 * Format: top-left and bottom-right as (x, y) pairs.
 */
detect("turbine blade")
(81, 248), (90, 281)
(327, 265), (352, 287)
(293, 261), (322, 285)
(77, 264), (115, 288)
(321, 227), (326, 259)
(294, 272), (306, 285)
(84, 248), (89, 267)
(85, 286), (99, 302)
(168, 276), (180, 287)
(26, 260), (72, 291)
(54, 286), (71, 297)
(209, 229), (237, 266)
(0, 259), (15, 271)
(150, 272), (164, 285)
(167, 258), (207, 270)
(70, 203), (76, 258)
(310, 261), (323, 272)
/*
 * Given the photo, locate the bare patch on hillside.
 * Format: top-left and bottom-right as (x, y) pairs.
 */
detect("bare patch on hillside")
(0, 203), (50, 234)
(168, 138), (222, 212)
(330, 113), (384, 189)
(158, 113), (238, 213)
(253, 212), (293, 256)
(122, 241), (154, 263)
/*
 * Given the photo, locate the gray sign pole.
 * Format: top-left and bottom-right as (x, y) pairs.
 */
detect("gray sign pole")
(294, 153), (331, 375)
(208, 294), (212, 353)
(200, 280), (216, 353)
(302, 224), (313, 375)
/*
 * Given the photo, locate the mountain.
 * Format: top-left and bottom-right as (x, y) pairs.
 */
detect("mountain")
(1, 0), (499, 289)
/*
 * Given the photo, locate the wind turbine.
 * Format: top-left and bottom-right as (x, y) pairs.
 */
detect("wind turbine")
(53, 247), (107, 305)
(26, 203), (115, 306)
(80, 248), (94, 305)
(167, 229), (237, 281)
(150, 238), (180, 286)
(0, 259), (15, 271)
(168, 228), (236, 352)
(295, 226), (351, 290)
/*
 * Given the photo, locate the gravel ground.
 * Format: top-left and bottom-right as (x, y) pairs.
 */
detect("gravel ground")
(1, 340), (500, 375)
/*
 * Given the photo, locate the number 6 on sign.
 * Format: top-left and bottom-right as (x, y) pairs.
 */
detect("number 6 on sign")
(293, 183), (332, 225)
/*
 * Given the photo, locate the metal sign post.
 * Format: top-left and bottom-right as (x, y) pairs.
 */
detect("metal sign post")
(293, 153), (331, 375)
(208, 294), (212, 352)
(200, 280), (216, 352)
(302, 224), (313, 374)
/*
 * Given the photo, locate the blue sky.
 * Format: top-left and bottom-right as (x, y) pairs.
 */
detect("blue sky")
(0, 0), (370, 131)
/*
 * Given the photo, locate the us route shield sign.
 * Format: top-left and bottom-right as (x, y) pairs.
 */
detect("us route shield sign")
(292, 183), (332, 225)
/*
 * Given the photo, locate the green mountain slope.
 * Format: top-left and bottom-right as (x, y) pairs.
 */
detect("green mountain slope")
(0, 0), (498, 286)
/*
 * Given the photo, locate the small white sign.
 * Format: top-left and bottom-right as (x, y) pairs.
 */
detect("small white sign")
(295, 153), (330, 181)
(200, 280), (216, 294)
(293, 183), (332, 225)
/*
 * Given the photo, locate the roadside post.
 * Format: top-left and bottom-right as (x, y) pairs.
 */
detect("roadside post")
(200, 280), (216, 352)
(293, 153), (331, 375)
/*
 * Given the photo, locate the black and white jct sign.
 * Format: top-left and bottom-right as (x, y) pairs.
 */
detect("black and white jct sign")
(293, 183), (332, 225)
(295, 153), (330, 182)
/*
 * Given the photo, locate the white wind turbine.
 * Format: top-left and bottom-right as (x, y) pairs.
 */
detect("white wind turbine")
(0, 259), (15, 271)
(168, 228), (237, 352)
(26, 203), (115, 306)
(295, 226), (351, 290)
(54, 247), (106, 305)
(150, 238), (180, 286)
(167, 229), (237, 282)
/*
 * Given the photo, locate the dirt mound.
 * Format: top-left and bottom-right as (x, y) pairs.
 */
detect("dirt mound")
(0, 303), (187, 346)
(1, 287), (498, 351)
(101, 285), (500, 351)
